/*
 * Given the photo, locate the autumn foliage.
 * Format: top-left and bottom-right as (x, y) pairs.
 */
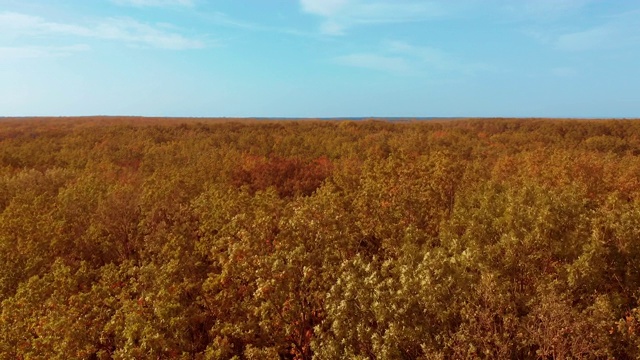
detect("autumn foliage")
(1, 117), (640, 359)
(231, 155), (333, 197)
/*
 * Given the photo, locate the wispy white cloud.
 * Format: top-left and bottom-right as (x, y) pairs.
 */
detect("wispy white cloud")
(198, 11), (314, 38)
(300, 0), (349, 16)
(386, 41), (456, 71)
(334, 40), (491, 75)
(93, 18), (205, 49)
(0, 44), (90, 60)
(300, 0), (597, 35)
(0, 11), (205, 50)
(0, 12), (91, 37)
(386, 40), (492, 74)
(502, 0), (594, 20)
(111, 0), (195, 8)
(300, 0), (444, 35)
(555, 26), (613, 51)
(524, 8), (640, 52)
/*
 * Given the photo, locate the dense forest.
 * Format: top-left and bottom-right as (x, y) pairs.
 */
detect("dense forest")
(2, 117), (640, 359)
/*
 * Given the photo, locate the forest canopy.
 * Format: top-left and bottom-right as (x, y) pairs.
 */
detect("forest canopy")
(1, 117), (640, 359)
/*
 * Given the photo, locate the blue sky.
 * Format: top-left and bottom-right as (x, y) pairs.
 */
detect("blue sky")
(1, 0), (639, 118)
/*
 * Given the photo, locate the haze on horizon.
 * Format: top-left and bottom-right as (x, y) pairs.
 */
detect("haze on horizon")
(1, 0), (639, 118)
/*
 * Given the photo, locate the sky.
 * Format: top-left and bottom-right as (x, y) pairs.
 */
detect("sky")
(0, 0), (639, 118)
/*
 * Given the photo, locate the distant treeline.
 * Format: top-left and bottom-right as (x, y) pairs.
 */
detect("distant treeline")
(1, 118), (640, 359)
